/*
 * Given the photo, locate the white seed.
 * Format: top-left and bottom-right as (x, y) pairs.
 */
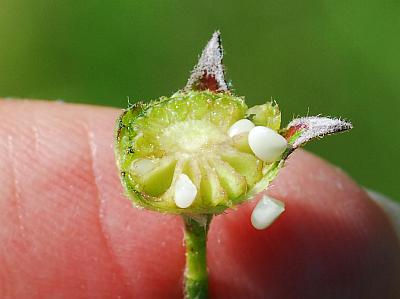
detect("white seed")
(174, 174), (197, 208)
(131, 159), (157, 175)
(228, 119), (255, 138)
(251, 195), (285, 230)
(248, 126), (288, 162)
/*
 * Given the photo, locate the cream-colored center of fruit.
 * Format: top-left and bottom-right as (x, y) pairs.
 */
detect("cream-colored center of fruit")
(160, 120), (228, 153)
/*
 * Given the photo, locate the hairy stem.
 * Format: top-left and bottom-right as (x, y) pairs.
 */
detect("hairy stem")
(183, 215), (212, 299)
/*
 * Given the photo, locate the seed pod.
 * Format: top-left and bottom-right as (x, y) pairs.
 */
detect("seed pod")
(115, 31), (352, 217)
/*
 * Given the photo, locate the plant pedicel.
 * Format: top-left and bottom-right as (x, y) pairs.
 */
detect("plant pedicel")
(115, 31), (352, 299)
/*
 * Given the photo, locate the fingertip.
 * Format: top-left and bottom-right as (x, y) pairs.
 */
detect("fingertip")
(367, 190), (400, 242)
(1, 100), (399, 298)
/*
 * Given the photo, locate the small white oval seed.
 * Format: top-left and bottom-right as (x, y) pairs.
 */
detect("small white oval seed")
(228, 119), (255, 138)
(251, 195), (285, 230)
(131, 159), (157, 175)
(248, 126), (287, 162)
(174, 174), (197, 208)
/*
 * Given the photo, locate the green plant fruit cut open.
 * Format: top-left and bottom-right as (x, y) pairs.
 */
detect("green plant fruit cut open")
(115, 90), (282, 214)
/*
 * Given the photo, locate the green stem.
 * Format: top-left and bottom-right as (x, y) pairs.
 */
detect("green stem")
(183, 215), (212, 299)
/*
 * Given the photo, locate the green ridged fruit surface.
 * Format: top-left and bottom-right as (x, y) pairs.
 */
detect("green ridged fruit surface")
(115, 90), (282, 214)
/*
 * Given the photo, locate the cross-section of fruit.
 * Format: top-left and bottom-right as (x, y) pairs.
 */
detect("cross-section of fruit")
(115, 90), (285, 214)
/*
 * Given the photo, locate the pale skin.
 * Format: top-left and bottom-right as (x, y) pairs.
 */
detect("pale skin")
(0, 100), (399, 299)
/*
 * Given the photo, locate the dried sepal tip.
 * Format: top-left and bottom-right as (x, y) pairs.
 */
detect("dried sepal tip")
(185, 31), (228, 92)
(285, 116), (353, 148)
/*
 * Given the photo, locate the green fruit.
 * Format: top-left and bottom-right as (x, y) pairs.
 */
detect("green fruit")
(115, 90), (282, 214)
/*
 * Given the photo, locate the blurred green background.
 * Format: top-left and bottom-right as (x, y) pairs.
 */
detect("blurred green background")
(0, 1), (399, 200)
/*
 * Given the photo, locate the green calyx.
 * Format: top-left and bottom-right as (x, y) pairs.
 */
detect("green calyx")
(115, 90), (283, 215)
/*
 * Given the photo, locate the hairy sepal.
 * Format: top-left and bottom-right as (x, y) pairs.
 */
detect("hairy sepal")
(281, 116), (353, 158)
